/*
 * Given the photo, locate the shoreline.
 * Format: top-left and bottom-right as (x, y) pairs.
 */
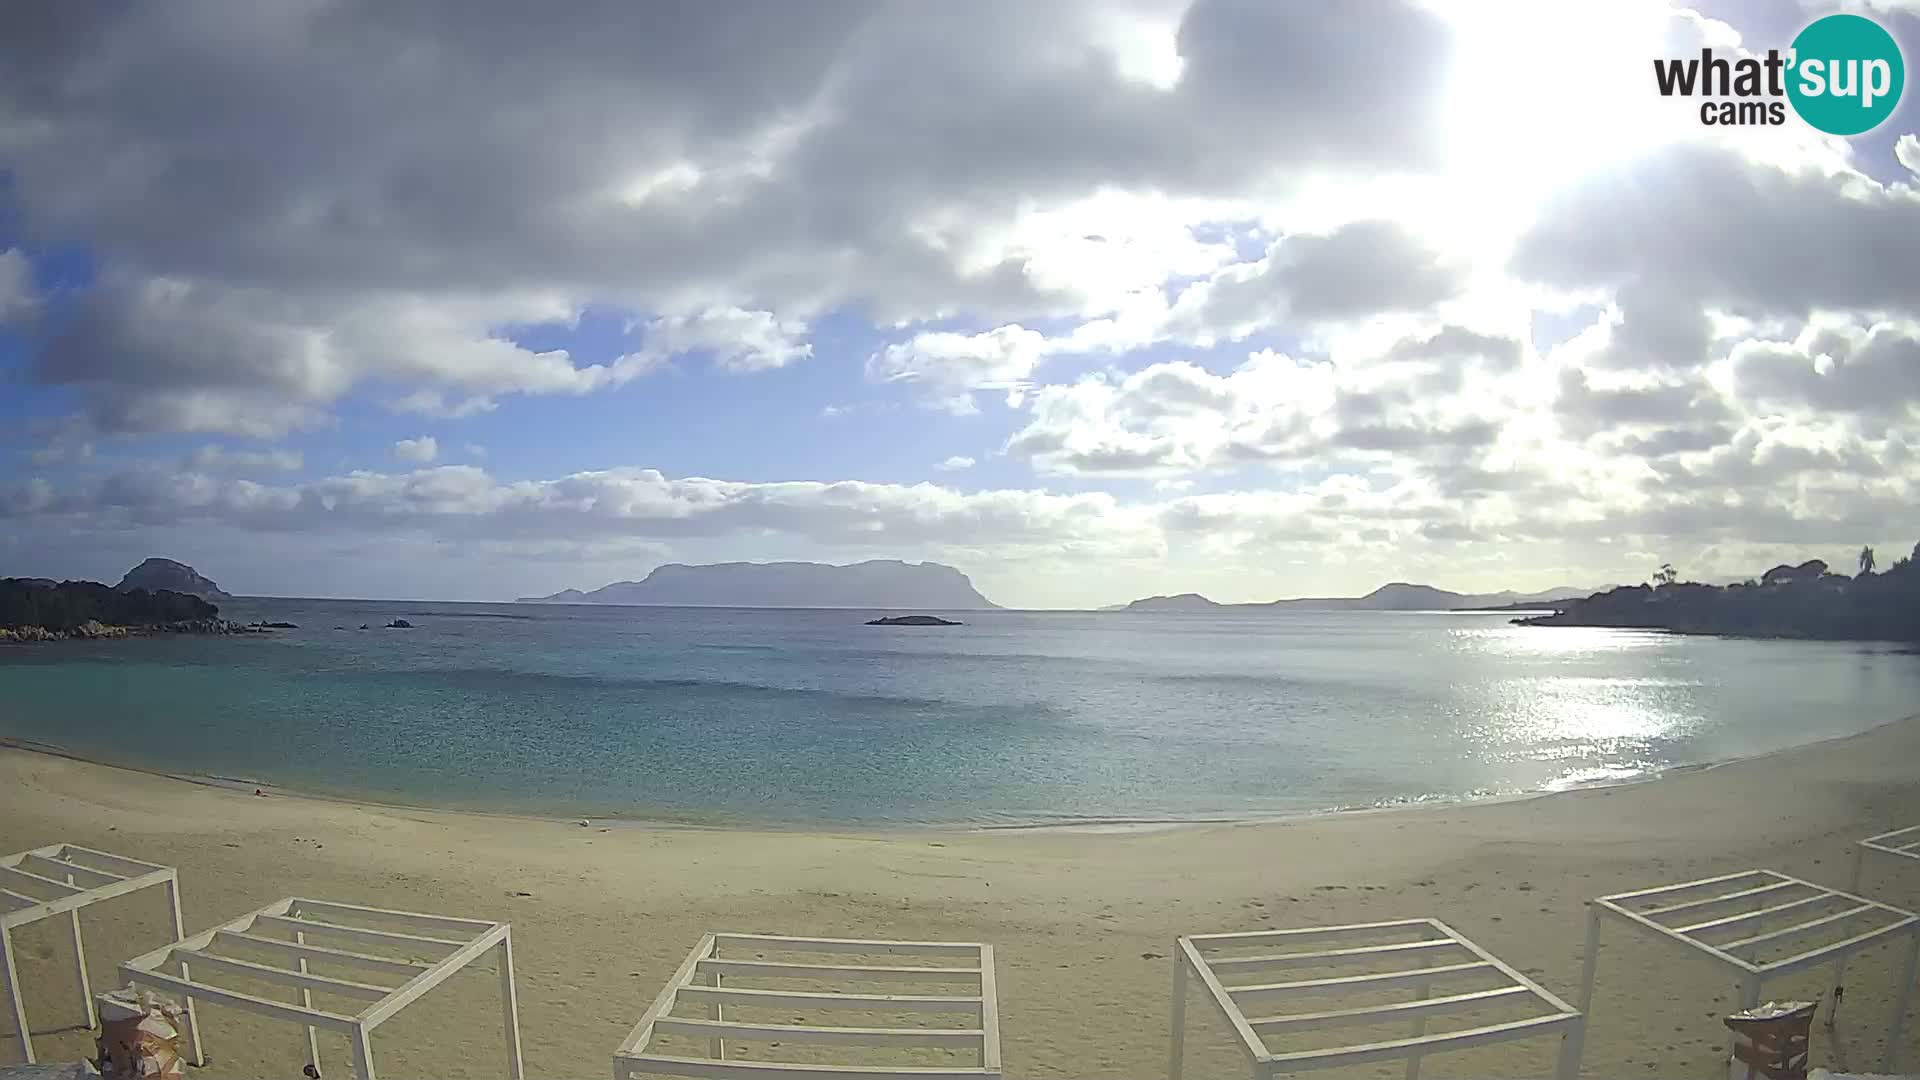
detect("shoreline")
(0, 718), (1864, 836)
(5, 715), (1920, 1076)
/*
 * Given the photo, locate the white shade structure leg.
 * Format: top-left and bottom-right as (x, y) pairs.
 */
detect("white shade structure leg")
(1167, 948), (1188, 1080)
(1, 925), (28, 1065)
(1, 843), (189, 1065)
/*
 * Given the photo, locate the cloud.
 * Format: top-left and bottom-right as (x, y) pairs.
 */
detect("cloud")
(1731, 320), (1920, 423)
(5, 443), (1917, 606)
(1005, 353), (1336, 476)
(1004, 338), (1533, 479)
(0, 249), (36, 321)
(1169, 220), (1463, 343)
(186, 445), (304, 472)
(630, 307), (811, 373)
(1899, 134), (1920, 178)
(936, 455), (976, 471)
(867, 219), (1478, 414)
(0, 0), (1458, 435)
(1554, 367), (1732, 441)
(1, 464), (1155, 563)
(30, 442), (93, 466)
(1386, 325), (1522, 372)
(1512, 143), (1920, 320)
(868, 325), (1052, 412)
(393, 436), (439, 463)
(7, 2), (1920, 605)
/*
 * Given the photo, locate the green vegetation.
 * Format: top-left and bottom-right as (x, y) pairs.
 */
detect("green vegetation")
(1518, 542), (1920, 642)
(0, 578), (219, 638)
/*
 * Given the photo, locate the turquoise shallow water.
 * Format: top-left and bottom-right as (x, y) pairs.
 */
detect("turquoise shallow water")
(2, 600), (1916, 825)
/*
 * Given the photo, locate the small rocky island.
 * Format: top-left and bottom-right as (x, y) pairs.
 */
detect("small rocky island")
(117, 556), (234, 600)
(2, 559), (263, 642)
(866, 615), (962, 626)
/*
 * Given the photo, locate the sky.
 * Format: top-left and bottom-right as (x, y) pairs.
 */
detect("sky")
(3, 0), (1919, 609)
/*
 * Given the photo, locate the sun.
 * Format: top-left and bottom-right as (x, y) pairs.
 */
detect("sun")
(1424, 0), (1691, 246)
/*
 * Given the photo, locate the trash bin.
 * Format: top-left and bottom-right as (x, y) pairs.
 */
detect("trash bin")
(1726, 1000), (1818, 1080)
(93, 989), (187, 1080)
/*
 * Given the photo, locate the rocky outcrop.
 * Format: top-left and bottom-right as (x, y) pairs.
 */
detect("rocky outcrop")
(116, 558), (233, 600)
(0, 614), (270, 642)
(2, 578), (219, 635)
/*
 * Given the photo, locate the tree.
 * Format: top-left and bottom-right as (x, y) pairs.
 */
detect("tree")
(1654, 563), (1678, 587)
(1859, 546), (1876, 576)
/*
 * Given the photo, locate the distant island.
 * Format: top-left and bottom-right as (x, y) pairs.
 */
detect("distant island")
(117, 556), (234, 600)
(866, 615), (962, 626)
(1119, 582), (1596, 613)
(1515, 545), (1920, 642)
(519, 560), (1000, 609)
(3, 559), (264, 641)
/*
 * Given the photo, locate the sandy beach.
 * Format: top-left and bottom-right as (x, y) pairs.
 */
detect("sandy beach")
(3, 719), (1919, 1079)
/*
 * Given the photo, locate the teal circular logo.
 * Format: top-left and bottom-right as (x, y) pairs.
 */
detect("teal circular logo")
(1787, 14), (1905, 136)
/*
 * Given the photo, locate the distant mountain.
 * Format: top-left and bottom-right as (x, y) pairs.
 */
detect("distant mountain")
(518, 560), (1000, 609)
(1122, 583), (1597, 613)
(116, 558), (232, 600)
(1444, 586), (1602, 610)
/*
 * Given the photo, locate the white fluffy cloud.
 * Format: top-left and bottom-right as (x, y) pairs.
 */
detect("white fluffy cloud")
(630, 307), (812, 373)
(1007, 354), (1333, 476)
(868, 325), (1053, 412)
(6, 2), (1920, 603)
(393, 436), (439, 463)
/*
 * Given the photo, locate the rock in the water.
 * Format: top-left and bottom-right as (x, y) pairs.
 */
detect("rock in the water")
(385, 618), (413, 628)
(865, 614), (962, 626)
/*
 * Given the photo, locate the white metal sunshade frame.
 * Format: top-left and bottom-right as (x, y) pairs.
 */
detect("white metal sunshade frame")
(1168, 917), (1585, 1080)
(120, 896), (523, 1080)
(1851, 824), (1920, 893)
(0, 843), (192, 1066)
(1578, 868), (1920, 1073)
(614, 932), (1002, 1080)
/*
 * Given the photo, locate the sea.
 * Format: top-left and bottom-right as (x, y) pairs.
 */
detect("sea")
(2, 600), (1916, 827)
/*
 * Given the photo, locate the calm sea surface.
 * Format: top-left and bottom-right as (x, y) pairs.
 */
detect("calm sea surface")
(2, 601), (1916, 826)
